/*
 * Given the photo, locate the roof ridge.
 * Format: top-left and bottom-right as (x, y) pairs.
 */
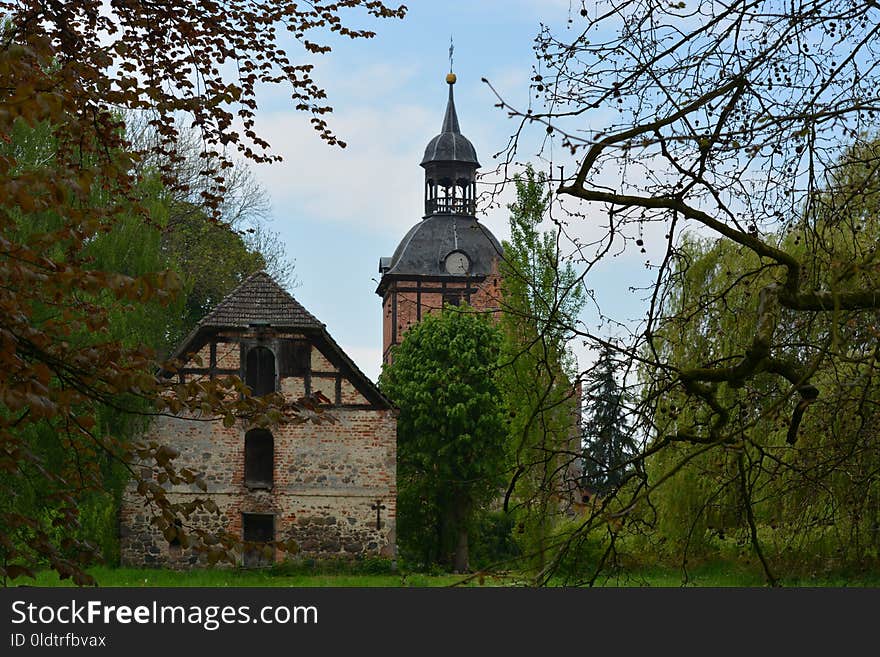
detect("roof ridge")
(197, 269), (323, 330)
(196, 270), (264, 327)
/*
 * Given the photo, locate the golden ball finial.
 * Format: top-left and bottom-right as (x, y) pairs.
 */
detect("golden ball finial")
(446, 72), (457, 84)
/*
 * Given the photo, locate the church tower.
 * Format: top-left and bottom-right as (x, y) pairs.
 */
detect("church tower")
(376, 71), (503, 364)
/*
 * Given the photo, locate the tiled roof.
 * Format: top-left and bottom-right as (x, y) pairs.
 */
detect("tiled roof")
(198, 270), (323, 329)
(165, 271), (390, 405)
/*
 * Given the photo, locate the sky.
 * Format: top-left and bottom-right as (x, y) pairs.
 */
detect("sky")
(247, 0), (654, 382)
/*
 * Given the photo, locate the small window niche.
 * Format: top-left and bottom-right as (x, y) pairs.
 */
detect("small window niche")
(244, 428), (273, 489)
(242, 513), (275, 568)
(245, 346), (276, 396)
(168, 518), (184, 552)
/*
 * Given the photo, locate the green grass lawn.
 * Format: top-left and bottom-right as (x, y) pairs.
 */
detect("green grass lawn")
(21, 566), (470, 588)
(16, 562), (880, 587)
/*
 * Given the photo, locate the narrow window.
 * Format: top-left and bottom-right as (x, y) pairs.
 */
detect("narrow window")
(244, 428), (273, 489)
(245, 346), (275, 396)
(242, 513), (275, 568)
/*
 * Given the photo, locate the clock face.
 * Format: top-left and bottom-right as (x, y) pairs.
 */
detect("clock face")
(445, 251), (469, 275)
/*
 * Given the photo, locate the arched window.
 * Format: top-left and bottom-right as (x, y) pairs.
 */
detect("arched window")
(245, 346), (275, 396)
(244, 429), (273, 489)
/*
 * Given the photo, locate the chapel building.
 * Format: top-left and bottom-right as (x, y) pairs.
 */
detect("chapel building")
(119, 272), (397, 568)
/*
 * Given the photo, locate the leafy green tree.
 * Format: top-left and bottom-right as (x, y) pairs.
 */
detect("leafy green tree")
(379, 307), (507, 573)
(159, 206), (268, 336)
(0, 118), (289, 581)
(493, 0), (880, 583)
(497, 165), (586, 571)
(126, 115), (296, 292)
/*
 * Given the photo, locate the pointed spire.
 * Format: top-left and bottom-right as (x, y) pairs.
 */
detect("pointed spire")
(421, 67), (479, 167)
(441, 77), (461, 134)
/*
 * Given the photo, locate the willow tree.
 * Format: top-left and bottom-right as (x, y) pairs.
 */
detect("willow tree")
(649, 141), (880, 573)
(489, 0), (880, 582)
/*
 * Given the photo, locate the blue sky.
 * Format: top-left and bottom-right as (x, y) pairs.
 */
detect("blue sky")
(248, 1), (654, 382)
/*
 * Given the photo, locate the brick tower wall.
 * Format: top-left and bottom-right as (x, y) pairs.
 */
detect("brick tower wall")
(382, 263), (502, 364)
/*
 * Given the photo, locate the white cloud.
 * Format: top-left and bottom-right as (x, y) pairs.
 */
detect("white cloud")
(253, 103), (435, 235)
(319, 61), (423, 105)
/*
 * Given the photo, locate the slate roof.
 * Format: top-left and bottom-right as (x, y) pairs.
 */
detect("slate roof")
(420, 82), (479, 167)
(197, 270), (323, 330)
(377, 214), (503, 293)
(377, 75), (502, 294)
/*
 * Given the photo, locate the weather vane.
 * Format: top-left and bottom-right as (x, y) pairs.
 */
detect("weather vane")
(449, 35), (454, 73)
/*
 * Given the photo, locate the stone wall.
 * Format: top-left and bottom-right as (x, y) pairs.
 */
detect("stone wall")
(119, 333), (396, 568)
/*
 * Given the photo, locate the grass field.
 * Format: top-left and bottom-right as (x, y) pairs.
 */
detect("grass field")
(16, 562), (880, 587)
(23, 566), (476, 588)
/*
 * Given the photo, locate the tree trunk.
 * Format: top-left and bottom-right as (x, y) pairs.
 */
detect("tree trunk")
(453, 526), (469, 574)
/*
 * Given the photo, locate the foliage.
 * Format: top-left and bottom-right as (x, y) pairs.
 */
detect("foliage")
(12, 0), (407, 210)
(0, 118), (296, 583)
(581, 344), (638, 496)
(468, 510), (521, 572)
(499, 165), (585, 345)
(648, 168), (880, 571)
(127, 115), (296, 291)
(489, 0), (880, 584)
(497, 165), (586, 573)
(270, 555), (396, 577)
(379, 307), (507, 573)
(539, 518), (615, 584)
(159, 205), (268, 335)
(0, 1), (404, 586)
(29, 560), (880, 586)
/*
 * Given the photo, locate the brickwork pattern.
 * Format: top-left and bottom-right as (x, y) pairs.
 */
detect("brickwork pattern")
(381, 266), (502, 363)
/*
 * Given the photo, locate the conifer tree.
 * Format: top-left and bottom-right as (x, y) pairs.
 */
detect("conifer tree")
(581, 345), (636, 496)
